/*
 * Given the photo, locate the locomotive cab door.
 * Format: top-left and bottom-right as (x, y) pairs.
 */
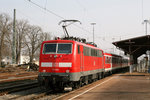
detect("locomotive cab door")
(80, 46), (84, 72)
(78, 45), (84, 72)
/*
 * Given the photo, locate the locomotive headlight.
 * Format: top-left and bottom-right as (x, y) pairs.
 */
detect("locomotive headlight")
(42, 70), (46, 72)
(66, 70), (70, 73)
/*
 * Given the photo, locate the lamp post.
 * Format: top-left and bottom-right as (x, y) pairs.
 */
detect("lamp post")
(91, 23), (96, 43)
(142, 19), (150, 35)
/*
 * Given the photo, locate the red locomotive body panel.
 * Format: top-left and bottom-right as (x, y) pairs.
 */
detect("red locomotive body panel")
(39, 40), (75, 73)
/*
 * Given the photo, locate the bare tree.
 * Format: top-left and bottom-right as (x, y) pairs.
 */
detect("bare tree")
(15, 20), (29, 64)
(24, 25), (49, 63)
(34, 32), (51, 61)
(0, 13), (11, 66)
(0, 12), (51, 66)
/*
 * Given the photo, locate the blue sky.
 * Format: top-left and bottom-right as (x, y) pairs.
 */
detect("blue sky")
(0, 0), (150, 52)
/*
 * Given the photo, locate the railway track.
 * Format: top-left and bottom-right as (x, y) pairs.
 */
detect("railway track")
(0, 79), (37, 88)
(24, 90), (53, 100)
(0, 72), (128, 100)
(0, 75), (37, 83)
(0, 80), (38, 96)
(0, 81), (70, 100)
(0, 79), (64, 100)
(0, 86), (64, 100)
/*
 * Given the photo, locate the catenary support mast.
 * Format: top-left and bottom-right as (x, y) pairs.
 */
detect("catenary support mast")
(12, 9), (16, 64)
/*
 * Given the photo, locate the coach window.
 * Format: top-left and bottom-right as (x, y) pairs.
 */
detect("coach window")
(110, 57), (112, 63)
(83, 46), (87, 56)
(84, 46), (91, 56)
(94, 49), (96, 56)
(105, 57), (108, 63)
(112, 57), (115, 64)
(91, 49), (93, 56)
(95, 49), (97, 56)
(87, 47), (90, 56)
(91, 49), (94, 56)
(78, 45), (80, 54)
(98, 50), (102, 57)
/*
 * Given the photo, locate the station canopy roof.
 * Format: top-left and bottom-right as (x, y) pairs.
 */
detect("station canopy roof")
(112, 35), (150, 58)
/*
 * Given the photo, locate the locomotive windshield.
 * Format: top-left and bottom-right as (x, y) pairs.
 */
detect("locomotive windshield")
(43, 43), (72, 54)
(43, 44), (56, 54)
(57, 44), (72, 53)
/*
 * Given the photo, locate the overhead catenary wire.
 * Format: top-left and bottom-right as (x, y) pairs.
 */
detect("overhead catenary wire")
(27, 0), (117, 39)
(18, 0), (141, 43)
(44, 0), (48, 9)
(22, 0), (144, 43)
(27, 0), (65, 19)
(17, 9), (42, 26)
(26, 0), (117, 45)
(25, 0), (137, 46)
(26, 0), (93, 35)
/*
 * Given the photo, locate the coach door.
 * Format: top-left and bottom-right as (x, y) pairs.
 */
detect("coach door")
(79, 45), (84, 72)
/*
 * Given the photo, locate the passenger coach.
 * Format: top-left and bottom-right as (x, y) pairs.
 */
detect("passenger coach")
(104, 53), (129, 74)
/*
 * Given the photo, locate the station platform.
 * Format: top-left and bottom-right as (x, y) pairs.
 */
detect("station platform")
(56, 72), (150, 100)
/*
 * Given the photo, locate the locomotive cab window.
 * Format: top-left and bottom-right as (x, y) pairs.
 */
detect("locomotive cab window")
(57, 44), (72, 53)
(43, 44), (56, 54)
(78, 45), (80, 54)
(43, 43), (72, 54)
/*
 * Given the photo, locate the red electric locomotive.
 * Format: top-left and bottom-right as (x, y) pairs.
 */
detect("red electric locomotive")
(38, 38), (104, 90)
